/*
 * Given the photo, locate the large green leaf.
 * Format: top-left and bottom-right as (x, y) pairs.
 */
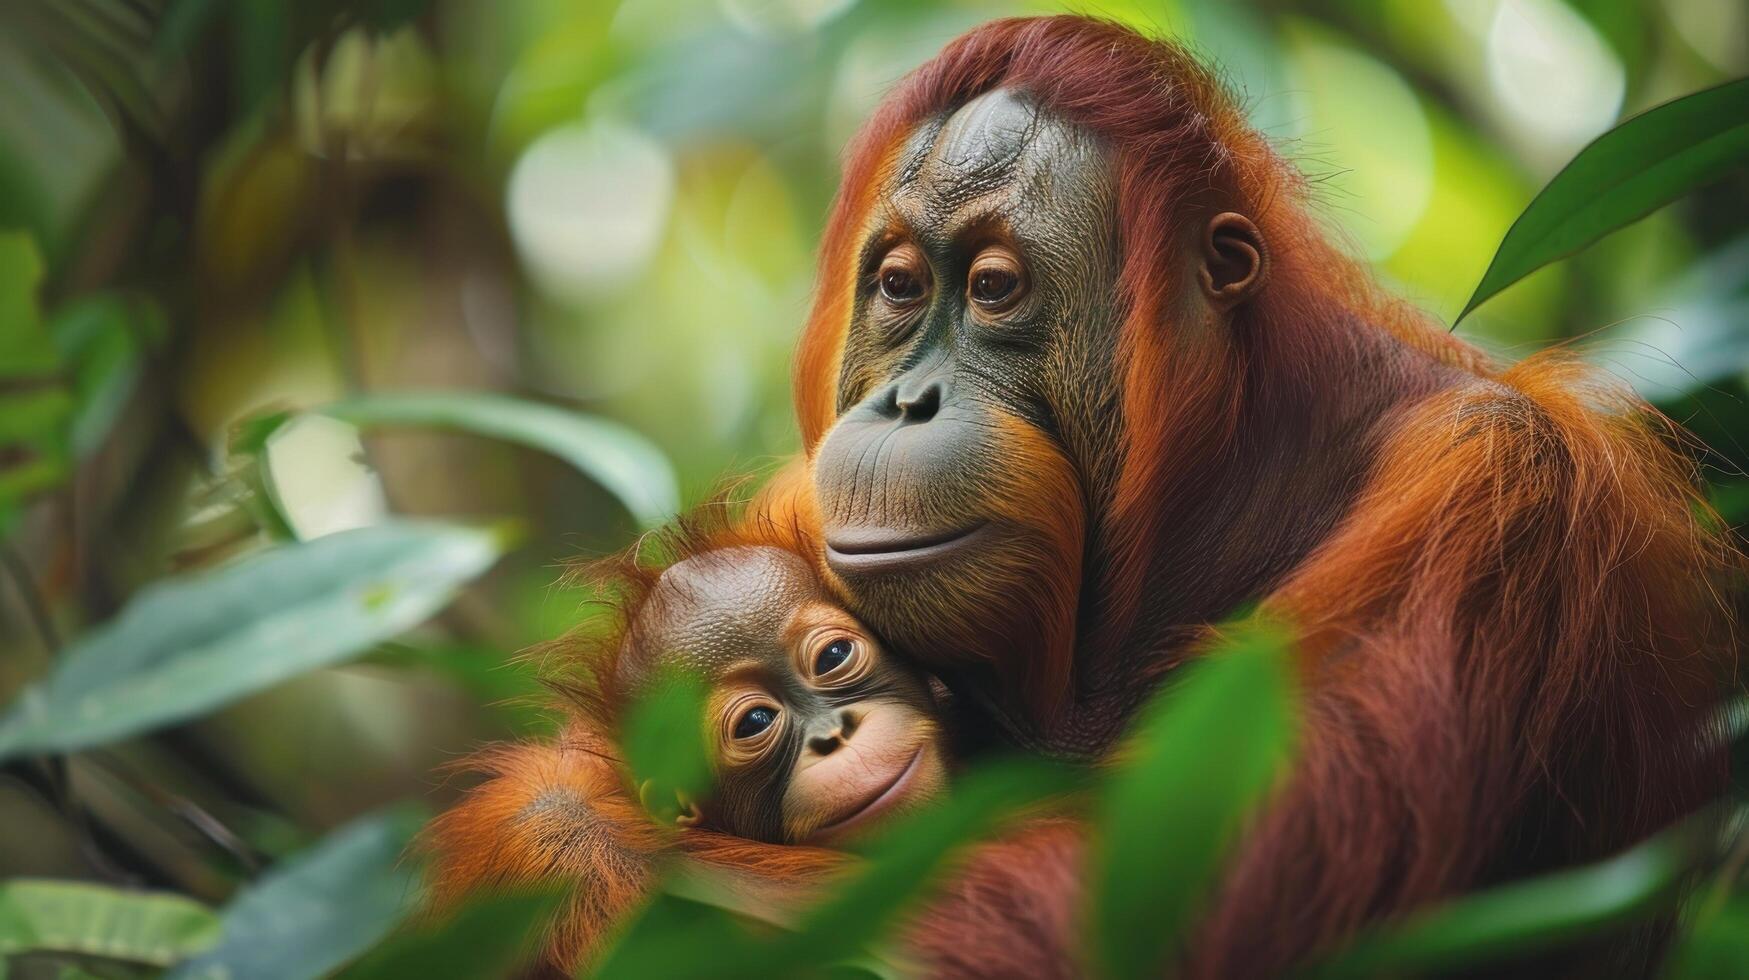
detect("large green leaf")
(50, 293), (163, 458)
(1458, 77), (1749, 323)
(594, 758), (1084, 979)
(1310, 819), (1707, 977)
(619, 668), (713, 825)
(321, 391), (679, 528)
(1667, 891), (1749, 979)
(590, 893), (772, 980)
(770, 758), (1084, 971)
(166, 806), (425, 980)
(0, 520), (503, 760)
(1091, 621), (1297, 979)
(0, 231), (71, 524)
(0, 879), (219, 968)
(0, 231), (54, 375)
(336, 888), (565, 980)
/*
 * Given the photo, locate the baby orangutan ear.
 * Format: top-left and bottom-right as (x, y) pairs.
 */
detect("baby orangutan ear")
(638, 779), (702, 828)
(1199, 211), (1269, 309)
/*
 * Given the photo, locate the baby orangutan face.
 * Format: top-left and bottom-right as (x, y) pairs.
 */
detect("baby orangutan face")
(621, 546), (948, 844)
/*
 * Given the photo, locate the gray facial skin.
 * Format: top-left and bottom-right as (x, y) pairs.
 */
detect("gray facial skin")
(818, 89), (1123, 548)
(809, 90), (1126, 732)
(621, 547), (944, 843)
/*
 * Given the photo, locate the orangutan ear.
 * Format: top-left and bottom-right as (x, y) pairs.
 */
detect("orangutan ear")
(639, 779), (703, 828)
(1199, 212), (1269, 309)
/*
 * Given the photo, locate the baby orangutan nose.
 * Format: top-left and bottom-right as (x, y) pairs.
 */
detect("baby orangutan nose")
(805, 708), (863, 755)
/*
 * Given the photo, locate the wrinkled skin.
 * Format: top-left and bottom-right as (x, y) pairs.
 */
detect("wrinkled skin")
(812, 88), (1267, 745)
(621, 546), (948, 844)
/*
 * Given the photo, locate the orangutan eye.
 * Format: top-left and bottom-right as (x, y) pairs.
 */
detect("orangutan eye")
(968, 248), (1026, 311)
(877, 246), (928, 305)
(880, 268), (922, 302)
(733, 706), (777, 740)
(814, 638), (856, 677)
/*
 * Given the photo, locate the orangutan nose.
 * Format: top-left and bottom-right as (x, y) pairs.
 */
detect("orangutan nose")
(806, 708), (864, 755)
(875, 374), (949, 426)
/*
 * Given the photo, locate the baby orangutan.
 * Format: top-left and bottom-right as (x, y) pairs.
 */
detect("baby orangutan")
(422, 472), (980, 972)
(618, 543), (950, 845)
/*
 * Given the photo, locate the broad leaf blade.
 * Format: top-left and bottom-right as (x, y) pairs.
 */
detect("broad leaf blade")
(0, 231), (54, 375)
(1091, 622), (1296, 979)
(598, 758), (1083, 979)
(775, 758), (1083, 971)
(337, 887), (565, 980)
(0, 880), (219, 967)
(0, 520), (503, 760)
(1311, 819), (1706, 977)
(591, 893), (770, 980)
(167, 806), (425, 980)
(50, 293), (162, 458)
(1667, 892), (1749, 979)
(1458, 77), (1749, 323)
(322, 391), (680, 527)
(620, 669), (713, 823)
(0, 231), (71, 519)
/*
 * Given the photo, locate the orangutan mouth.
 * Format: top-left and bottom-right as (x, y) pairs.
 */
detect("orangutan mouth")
(807, 746), (929, 843)
(824, 523), (991, 575)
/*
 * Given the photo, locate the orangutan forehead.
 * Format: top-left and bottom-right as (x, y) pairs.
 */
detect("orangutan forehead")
(620, 546), (823, 690)
(888, 88), (1109, 224)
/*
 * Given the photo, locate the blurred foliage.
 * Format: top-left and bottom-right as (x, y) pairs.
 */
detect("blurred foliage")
(1091, 622), (1294, 978)
(0, 0), (1744, 977)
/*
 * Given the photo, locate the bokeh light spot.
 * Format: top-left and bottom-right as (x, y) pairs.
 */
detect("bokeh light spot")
(507, 120), (675, 304)
(1485, 0), (1625, 170)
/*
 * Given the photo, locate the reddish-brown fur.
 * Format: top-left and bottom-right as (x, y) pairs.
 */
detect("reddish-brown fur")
(428, 16), (1737, 978)
(794, 15), (1738, 978)
(421, 468), (847, 971)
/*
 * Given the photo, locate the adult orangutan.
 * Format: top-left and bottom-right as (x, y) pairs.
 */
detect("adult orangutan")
(426, 15), (1735, 979)
(791, 13), (1736, 978)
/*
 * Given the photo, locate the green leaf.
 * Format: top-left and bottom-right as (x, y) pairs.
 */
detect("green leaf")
(619, 668), (713, 824)
(322, 391), (680, 528)
(596, 758), (1084, 980)
(1310, 819), (1707, 978)
(336, 887), (565, 980)
(166, 806), (425, 980)
(0, 231), (54, 375)
(50, 294), (161, 458)
(0, 879), (220, 967)
(0, 230), (73, 513)
(1667, 891), (1749, 979)
(773, 758), (1084, 971)
(155, 0), (224, 59)
(1091, 621), (1297, 979)
(590, 893), (772, 980)
(1458, 77), (1749, 323)
(0, 520), (503, 760)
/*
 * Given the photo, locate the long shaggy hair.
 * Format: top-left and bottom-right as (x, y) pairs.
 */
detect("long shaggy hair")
(421, 463), (846, 972)
(791, 15), (1740, 977)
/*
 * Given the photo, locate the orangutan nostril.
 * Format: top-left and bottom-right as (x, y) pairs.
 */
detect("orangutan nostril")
(896, 382), (941, 424)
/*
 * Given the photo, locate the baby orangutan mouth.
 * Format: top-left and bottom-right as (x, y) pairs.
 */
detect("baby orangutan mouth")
(804, 739), (945, 845)
(616, 544), (953, 846)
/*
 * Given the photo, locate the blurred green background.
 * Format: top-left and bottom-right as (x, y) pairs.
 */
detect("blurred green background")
(0, 0), (1745, 967)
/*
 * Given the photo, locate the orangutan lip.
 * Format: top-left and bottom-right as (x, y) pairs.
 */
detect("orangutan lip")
(808, 747), (927, 843)
(824, 524), (989, 574)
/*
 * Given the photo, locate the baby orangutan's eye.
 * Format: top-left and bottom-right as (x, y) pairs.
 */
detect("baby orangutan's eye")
(814, 637), (855, 677)
(733, 705), (777, 740)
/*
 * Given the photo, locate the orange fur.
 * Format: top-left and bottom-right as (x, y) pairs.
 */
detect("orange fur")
(421, 472), (848, 973)
(791, 15), (1739, 977)
(429, 17), (1739, 977)
(420, 728), (664, 971)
